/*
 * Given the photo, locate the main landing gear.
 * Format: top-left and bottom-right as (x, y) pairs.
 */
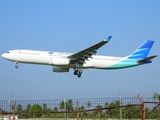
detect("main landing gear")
(15, 62), (18, 68)
(74, 67), (83, 78)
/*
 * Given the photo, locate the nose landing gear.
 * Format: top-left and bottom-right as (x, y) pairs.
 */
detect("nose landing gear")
(15, 62), (18, 68)
(74, 67), (83, 78)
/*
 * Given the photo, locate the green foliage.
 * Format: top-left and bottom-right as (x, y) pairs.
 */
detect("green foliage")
(107, 100), (120, 118)
(153, 93), (160, 101)
(153, 93), (160, 119)
(31, 104), (42, 118)
(26, 104), (31, 112)
(53, 107), (58, 112)
(122, 105), (141, 119)
(42, 103), (47, 112)
(86, 101), (91, 108)
(94, 105), (102, 114)
(14, 95), (160, 119)
(59, 99), (73, 111)
(17, 104), (23, 112)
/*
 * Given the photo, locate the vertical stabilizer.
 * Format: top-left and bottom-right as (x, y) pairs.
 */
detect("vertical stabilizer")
(128, 40), (154, 59)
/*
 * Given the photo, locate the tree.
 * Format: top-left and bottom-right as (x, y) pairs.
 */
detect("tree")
(42, 103), (48, 118)
(123, 104), (140, 119)
(66, 99), (73, 111)
(79, 106), (86, 119)
(86, 101), (91, 118)
(86, 101), (91, 108)
(31, 104), (42, 118)
(53, 107), (58, 112)
(104, 102), (108, 108)
(94, 105), (103, 119)
(59, 101), (65, 110)
(26, 104), (31, 112)
(21, 104), (32, 118)
(17, 104), (23, 112)
(52, 107), (63, 118)
(108, 100), (120, 118)
(59, 99), (73, 111)
(67, 99), (74, 118)
(104, 102), (109, 113)
(104, 102), (109, 118)
(59, 99), (74, 118)
(153, 93), (160, 119)
(153, 93), (160, 102)
(43, 103), (47, 112)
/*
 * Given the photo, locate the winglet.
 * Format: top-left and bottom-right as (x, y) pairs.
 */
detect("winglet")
(103, 36), (112, 41)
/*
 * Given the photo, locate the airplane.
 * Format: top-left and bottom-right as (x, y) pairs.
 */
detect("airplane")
(1, 36), (158, 78)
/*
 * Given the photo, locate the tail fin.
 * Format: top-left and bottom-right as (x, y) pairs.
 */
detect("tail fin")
(128, 40), (154, 59)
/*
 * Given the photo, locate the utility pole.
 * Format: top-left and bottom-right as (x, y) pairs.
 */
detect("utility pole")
(64, 94), (66, 120)
(8, 94), (12, 120)
(119, 92), (122, 120)
(12, 102), (16, 120)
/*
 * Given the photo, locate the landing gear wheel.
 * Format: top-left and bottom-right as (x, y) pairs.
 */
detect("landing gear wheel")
(15, 65), (18, 68)
(79, 70), (83, 74)
(74, 67), (78, 72)
(15, 61), (18, 69)
(77, 74), (81, 78)
(74, 67), (79, 76)
(73, 67), (82, 78)
(74, 71), (77, 75)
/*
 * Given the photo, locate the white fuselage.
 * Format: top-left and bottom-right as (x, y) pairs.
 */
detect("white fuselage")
(2, 49), (127, 69)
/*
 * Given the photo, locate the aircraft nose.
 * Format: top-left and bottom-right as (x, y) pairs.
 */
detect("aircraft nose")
(1, 53), (4, 57)
(1, 53), (5, 58)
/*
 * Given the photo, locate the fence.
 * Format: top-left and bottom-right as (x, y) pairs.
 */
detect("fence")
(0, 94), (160, 120)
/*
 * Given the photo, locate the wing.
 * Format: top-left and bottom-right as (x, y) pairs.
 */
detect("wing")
(67, 36), (112, 64)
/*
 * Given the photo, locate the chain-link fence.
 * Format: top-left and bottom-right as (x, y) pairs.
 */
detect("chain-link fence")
(0, 95), (160, 120)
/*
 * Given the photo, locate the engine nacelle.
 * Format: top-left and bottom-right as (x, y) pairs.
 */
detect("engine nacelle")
(53, 66), (69, 72)
(52, 58), (70, 65)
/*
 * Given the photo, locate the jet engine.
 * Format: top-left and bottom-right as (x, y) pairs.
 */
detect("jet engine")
(53, 66), (69, 72)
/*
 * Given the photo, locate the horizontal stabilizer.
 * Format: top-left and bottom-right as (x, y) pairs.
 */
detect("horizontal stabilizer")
(137, 55), (158, 63)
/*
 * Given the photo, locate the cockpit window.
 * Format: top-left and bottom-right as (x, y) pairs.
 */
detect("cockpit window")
(6, 52), (10, 53)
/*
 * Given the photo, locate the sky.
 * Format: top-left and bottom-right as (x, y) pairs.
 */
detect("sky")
(0, 0), (160, 99)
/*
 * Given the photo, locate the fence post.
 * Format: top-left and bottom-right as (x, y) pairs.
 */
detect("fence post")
(119, 92), (122, 120)
(141, 102), (145, 120)
(76, 101), (79, 120)
(138, 94), (146, 120)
